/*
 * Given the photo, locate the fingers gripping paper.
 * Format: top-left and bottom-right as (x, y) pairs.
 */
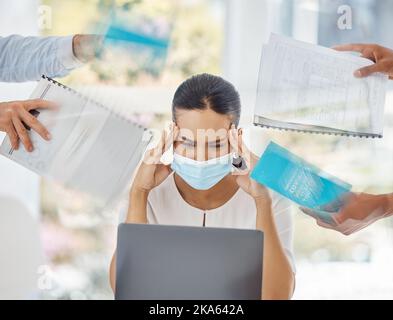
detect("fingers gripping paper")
(254, 34), (388, 138)
(0, 76), (152, 204)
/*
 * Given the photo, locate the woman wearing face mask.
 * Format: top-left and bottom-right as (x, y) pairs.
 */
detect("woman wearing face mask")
(109, 73), (295, 299)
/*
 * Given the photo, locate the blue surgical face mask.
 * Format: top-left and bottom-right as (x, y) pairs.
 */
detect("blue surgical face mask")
(171, 153), (233, 190)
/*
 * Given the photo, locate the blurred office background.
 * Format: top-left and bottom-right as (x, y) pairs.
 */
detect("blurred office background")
(0, 0), (392, 299)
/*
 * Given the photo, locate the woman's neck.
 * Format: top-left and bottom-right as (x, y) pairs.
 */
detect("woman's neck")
(173, 173), (239, 211)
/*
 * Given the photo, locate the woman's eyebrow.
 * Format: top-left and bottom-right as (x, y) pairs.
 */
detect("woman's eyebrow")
(180, 136), (196, 144)
(180, 136), (227, 145)
(207, 138), (227, 146)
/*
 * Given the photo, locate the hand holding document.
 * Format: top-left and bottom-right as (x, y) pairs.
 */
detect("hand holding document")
(0, 99), (56, 151)
(254, 34), (389, 138)
(301, 192), (393, 235)
(333, 43), (393, 79)
(0, 76), (152, 205)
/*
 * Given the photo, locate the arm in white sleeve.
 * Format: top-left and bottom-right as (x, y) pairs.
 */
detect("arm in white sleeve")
(0, 35), (83, 82)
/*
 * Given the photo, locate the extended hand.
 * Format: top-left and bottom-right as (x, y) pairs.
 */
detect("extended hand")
(301, 192), (392, 235)
(0, 99), (56, 152)
(333, 43), (393, 79)
(72, 34), (104, 62)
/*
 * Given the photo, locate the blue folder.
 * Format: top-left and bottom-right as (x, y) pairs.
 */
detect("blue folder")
(251, 142), (352, 216)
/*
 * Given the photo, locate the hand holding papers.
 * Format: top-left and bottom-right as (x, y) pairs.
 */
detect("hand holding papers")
(301, 192), (393, 235)
(254, 34), (389, 138)
(0, 76), (152, 205)
(333, 43), (393, 80)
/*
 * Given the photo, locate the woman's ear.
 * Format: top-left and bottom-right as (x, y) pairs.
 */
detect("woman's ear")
(238, 127), (243, 136)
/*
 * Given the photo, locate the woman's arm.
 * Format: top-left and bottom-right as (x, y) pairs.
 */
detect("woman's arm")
(109, 126), (175, 292)
(109, 189), (149, 291)
(228, 125), (295, 299)
(255, 197), (295, 300)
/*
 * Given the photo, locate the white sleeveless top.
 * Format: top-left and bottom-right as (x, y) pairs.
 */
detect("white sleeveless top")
(122, 173), (296, 272)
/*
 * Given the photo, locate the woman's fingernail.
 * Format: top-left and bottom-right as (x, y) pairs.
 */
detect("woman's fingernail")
(46, 133), (52, 140)
(354, 70), (362, 78)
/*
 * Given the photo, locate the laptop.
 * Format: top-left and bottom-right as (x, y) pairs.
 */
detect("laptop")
(115, 223), (263, 300)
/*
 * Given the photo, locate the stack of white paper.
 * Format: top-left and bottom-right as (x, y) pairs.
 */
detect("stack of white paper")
(254, 33), (389, 138)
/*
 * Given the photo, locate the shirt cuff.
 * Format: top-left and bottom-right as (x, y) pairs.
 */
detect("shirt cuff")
(56, 35), (84, 70)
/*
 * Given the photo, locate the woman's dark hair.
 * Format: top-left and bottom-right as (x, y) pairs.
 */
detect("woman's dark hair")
(172, 73), (241, 126)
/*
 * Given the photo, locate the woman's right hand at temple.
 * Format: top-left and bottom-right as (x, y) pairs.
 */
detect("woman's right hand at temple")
(131, 124), (178, 194)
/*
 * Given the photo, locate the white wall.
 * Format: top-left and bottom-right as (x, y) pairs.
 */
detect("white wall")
(222, 0), (319, 122)
(222, 0), (270, 120)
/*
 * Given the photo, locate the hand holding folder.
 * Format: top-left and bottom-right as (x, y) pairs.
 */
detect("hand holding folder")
(0, 76), (152, 205)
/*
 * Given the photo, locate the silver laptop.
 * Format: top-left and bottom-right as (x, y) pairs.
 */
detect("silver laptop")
(115, 223), (263, 300)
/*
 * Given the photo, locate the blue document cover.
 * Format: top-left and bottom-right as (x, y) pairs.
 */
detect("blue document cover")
(251, 142), (352, 211)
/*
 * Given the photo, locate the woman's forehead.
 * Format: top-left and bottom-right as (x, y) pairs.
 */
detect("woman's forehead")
(175, 108), (232, 132)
